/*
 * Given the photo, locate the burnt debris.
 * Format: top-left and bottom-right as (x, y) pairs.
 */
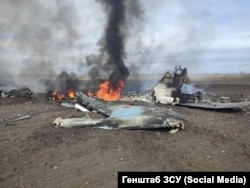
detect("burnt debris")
(0, 86), (33, 98)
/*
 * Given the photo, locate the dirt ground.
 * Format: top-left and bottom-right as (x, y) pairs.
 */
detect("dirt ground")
(0, 79), (250, 188)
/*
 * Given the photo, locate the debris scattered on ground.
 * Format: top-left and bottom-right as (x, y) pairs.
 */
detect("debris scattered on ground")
(0, 86), (33, 98)
(51, 90), (184, 132)
(1, 114), (31, 126)
(120, 65), (250, 110)
(74, 103), (89, 112)
(53, 104), (184, 132)
(2, 65), (249, 132)
(60, 102), (75, 108)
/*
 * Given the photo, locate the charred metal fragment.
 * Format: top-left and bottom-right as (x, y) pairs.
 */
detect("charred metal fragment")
(0, 86), (33, 98)
(76, 92), (111, 117)
(152, 65), (250, 110)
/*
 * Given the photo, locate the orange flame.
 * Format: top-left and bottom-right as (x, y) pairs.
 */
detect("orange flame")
(96, 80), (124, 101)
(51, 89), (65, 101)
(51, 88), (76, 101)
(67, 88), (75, 98)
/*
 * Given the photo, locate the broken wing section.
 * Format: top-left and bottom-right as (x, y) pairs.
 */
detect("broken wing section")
(53, 104), (184, 133)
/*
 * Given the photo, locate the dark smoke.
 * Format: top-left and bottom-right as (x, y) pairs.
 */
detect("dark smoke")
(45, 71), (80, 96)
(97, 0), (129, 84)
(102, 0), (128, 74)
(0, 0), (143, 94)
(87, 0), (143, 91)
(0, 0), (80, 92)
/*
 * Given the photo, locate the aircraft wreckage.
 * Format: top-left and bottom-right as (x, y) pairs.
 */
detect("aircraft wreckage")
(120, 65), (250, 110)
(52, 92), (184, 133)
(152, 65), (250, 110)
(1, 66), (249, 132)
(52, 66), (249, 132)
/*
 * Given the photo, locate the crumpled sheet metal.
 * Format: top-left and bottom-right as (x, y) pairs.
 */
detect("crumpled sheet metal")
(53, 115), (184, 132)
(52, 105), (184, 132)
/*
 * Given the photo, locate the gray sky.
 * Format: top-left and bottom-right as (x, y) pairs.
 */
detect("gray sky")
(0, 0), (250, 80)
(126, 0), (250, 74)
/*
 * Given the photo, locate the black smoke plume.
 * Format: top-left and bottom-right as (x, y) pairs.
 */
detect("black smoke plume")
(87, 0), (143, 92)
(101, 0), (129, 84)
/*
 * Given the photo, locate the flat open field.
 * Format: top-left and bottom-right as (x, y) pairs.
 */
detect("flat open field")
(0, 76), (250, 188)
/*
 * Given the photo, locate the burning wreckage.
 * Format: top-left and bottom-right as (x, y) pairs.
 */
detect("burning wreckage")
(53, 92), (184, 133)
(0, 79), (184, 133)
(52, 66), (249, 132)
(1, 66), (250, 132)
